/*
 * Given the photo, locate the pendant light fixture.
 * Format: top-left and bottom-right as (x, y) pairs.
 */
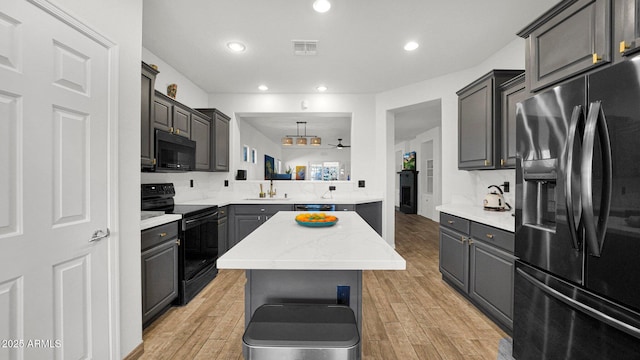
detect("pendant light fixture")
(281, 121), (320, 146)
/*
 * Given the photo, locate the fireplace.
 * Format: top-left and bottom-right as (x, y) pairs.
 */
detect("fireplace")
(399, 170), (418, 214)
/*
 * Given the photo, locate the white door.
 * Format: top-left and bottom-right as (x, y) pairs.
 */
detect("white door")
(0, 1), (115, 359)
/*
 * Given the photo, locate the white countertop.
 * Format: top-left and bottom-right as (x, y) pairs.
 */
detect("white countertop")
(140, 214), (182, 231)
(217, 211), (406, 270)
(180, 195), (383, 207)
(436, 203), (515, 232)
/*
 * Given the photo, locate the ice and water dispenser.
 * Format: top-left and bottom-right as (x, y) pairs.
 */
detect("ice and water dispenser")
(522, 159), (558, 230)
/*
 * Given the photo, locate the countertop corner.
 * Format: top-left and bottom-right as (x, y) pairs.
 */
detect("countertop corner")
(436, 203), (515, 232)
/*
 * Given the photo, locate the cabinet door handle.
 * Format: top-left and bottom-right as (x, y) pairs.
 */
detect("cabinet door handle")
(500, 159), (505, 166)
(592, 53), (602, 64)
(447, 220), (454, 224)
(468, 239), (474, 245)
(176, 239), (181, 246)
(484, 160), (489, 166)
(620, 40), (631, 54)
(152, 158), (157, 165)
(176, 129), (180, 135)
(159, 232), (167, 237)
(461, 236), (467, 243)
(486, 234), (494, 239)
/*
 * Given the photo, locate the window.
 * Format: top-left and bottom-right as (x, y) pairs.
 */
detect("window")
(310, 162), (340, 181)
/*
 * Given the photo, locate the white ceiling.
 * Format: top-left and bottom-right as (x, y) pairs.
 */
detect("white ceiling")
(142, 0), (558, 94)
(393, 99), (442, 144)
(239, 113), (351, 149)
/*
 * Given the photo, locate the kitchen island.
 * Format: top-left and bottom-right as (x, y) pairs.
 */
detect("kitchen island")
(217, 211), (405, 357)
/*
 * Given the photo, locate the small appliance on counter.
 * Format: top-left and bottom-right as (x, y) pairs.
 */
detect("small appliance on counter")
(483, 185), (511, 211)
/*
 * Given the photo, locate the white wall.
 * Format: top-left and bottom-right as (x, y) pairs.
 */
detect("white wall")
(377, 38), (523, 243)
(209, 93), (381, 194)
(142, 47), (209, 108)
(238, 120), (283, 180)
(52, 0), (143, 357)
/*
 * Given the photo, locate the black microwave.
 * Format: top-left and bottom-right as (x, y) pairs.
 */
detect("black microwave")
(154, 129), (196, 171)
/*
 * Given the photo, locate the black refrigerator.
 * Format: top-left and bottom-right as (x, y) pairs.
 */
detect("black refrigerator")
(514, 55), (640, 359)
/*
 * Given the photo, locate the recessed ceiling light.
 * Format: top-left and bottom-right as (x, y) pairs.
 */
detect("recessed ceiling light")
(404, 41), (419, 51)
(258, 84), (269, 91)
(313, 0), (331, 13)
(317, 85), (328, 92)
(227, 41), (246, 52)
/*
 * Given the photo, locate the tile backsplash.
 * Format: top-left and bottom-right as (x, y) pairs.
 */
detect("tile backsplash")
(141, 172), (374, 203)
(472, 169), (516, 208)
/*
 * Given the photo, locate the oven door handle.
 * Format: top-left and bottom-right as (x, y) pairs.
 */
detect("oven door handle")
(185, 211), (218, 225)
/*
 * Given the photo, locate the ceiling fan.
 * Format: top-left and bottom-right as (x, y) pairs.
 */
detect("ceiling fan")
(328, 138), (351, 149)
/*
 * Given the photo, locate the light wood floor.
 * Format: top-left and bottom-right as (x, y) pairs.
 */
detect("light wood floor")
(140, 211), (507, 359)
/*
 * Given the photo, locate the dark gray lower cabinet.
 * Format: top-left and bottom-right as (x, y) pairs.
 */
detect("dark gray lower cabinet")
(439, 227), (469, 292)
(141, 221), (179, 328)
(356, 201), (382, 235)
(439, 212), (515, 332)
(229, 204), (294, 248)
(469, 239), (515, 330)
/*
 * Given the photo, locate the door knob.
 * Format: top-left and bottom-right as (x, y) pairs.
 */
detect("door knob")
(89, 228), (110, 242)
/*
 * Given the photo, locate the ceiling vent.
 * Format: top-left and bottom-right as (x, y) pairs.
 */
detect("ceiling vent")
(292, 40), (318, 56)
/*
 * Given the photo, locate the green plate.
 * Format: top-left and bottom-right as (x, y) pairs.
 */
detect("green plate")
(295, 219), (338, 227)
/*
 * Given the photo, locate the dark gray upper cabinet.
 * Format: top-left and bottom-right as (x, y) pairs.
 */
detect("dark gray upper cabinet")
(499, 74), (527, 169)
(152, 92), (172, 133)
(457, 70), (524, 170)
(153, 91), (191, 138)
(518, 0), (610, 92)
(196, 109), (230, 172)
(171, 103), (191, 138)
(190, 112), (212, 171)
(141, 62), (158, 170)
(613, 0), (640, 63)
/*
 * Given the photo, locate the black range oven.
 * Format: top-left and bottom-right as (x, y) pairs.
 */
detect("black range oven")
(142, 183), (218, 305)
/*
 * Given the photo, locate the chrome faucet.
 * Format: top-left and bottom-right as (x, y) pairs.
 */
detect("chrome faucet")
(269, 180), (276, 198)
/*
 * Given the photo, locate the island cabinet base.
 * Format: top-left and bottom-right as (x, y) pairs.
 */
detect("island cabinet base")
(244, 269), (363, 359)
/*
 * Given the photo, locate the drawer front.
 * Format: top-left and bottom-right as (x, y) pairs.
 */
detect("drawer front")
(142, 221), (179, 251)
(470, 222), (514, 253)
(440, 213), (470, 234)
(233, 204), (293, 215)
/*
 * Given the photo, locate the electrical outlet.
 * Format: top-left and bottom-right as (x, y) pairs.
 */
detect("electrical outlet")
(358, 180), (365, 188)
(190, 179), (194, 188)
(337, 285), (350, 306)
(329, 185), (336, 191)
(224, 180), (229, 187)
(502, 181), (510, 193)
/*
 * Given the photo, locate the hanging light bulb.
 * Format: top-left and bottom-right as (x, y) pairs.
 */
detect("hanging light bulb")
(282, 137), (293, 146)
(297, 137), (308, 146)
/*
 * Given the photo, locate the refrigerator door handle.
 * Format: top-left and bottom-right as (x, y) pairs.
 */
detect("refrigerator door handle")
(581, 101), (613, 257)
(565, 105), (584, 250)
(517, 267), (640, 340)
